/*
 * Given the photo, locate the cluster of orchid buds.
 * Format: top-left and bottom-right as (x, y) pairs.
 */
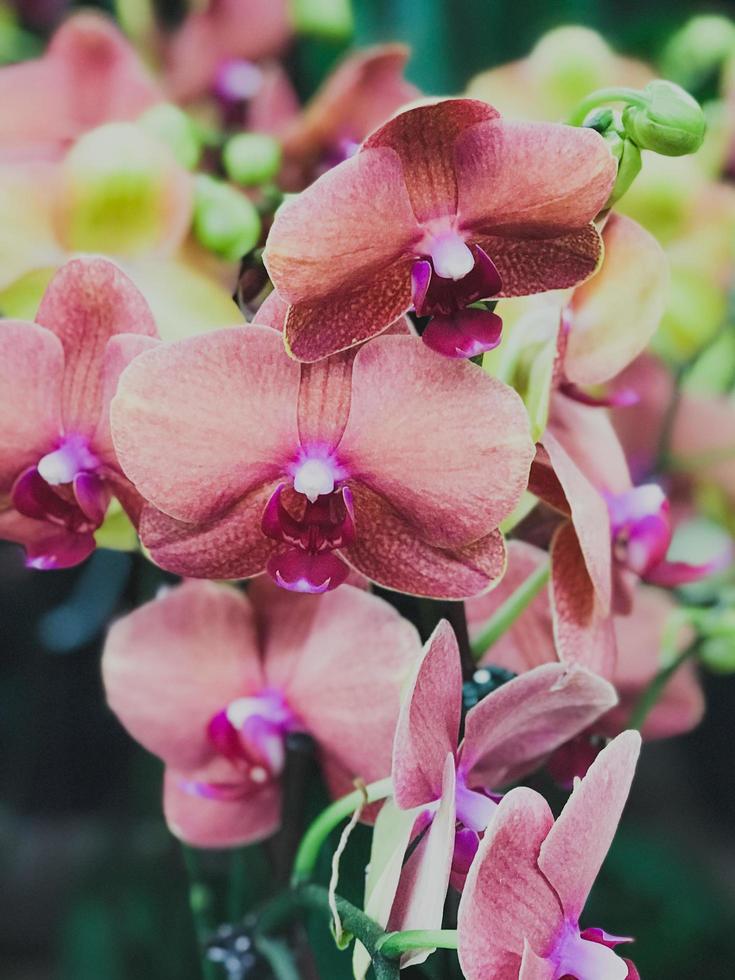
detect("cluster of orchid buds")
(2, 6), (735, 979)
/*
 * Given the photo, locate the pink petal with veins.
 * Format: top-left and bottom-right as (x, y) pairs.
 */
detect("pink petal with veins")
(0, 13), (161, 162)
(537, 730), (641, 922)
(339, 335), (533, 547)
(102, 581), (264, 771)
(392, 621), (461, 809)
(36, 259), (158, 437)
(112, 326), (300, 524)
(0, 321), (64, 492)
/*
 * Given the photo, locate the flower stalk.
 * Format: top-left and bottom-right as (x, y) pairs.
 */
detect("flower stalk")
(470, 558), (551, 659)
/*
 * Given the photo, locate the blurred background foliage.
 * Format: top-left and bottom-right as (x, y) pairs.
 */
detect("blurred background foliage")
(2, 0), (735, 978)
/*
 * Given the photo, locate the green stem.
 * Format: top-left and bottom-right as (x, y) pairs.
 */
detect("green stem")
(255, 883), (400, 979)
(377, 929), (459, 958)
(470, 559), (551, 660)
(291, 776), (393, 885)
(254, 935), (302, 980)
(181, 845), (218, 980)
(629, 640), (701, 730)
(568, 86), (648, 126)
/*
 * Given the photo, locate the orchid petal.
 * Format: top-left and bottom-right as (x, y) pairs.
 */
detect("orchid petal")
(281, 44), (419, 169)
(102, 581), (264, 771)
(550, 521), (617, 676)
(93, 333), (160, 465)
(456, 118), (615, 237)
(0, 509), (95, 569)
(111, 325), (300, 524)
(256, 582), (419, 787)
(364, 99), (499, 223)
(519, 942), (554, 980)
(354, 799), (419, 980)
(392, 621), (462, 808)
(343, 484), (507, 598)
(422, 308), (503, 359)
(537, 730), (641, 922)
(0, 13), (161, 162)
(339, 335), (534, 546)
(265, 147), (421, 303)
(460, 663), (617, 789)
(35, 258), (158, 438)
(137, 485), (279, 580)
(283, 258), (415, 362)
(164, 764), (281, 848)
(297, 352), (355, 449)
(458, 787), (561, 980)
(565, 215), (668, 386)
(388, 755), (457, 968)
(0, 321), (63, 492)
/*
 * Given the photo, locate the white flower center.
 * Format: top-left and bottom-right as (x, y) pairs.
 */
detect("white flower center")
(429, 232), (475, 280)
(293, 457), (336, 502)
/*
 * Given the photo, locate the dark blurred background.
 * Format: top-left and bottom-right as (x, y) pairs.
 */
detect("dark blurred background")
(2, 1), (735, 978)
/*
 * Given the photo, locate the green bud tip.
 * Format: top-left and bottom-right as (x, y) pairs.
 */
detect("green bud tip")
(193, 175), (262, 262)
(138, 103), (202, 171)
(622, 80), (706, 156)
(222, 132), (282, 187)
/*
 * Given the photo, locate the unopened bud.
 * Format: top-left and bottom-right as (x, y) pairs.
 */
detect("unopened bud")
(138, 103), (202, 170)
(661, 15), (735, 91)
(289, 0), (353, 40)
(193, 175), (261, 261)
(698, 608), (735, 673)
(622, 80), (706, 156)
(223, 133), (282, 187)
(602, 126), (642, 205)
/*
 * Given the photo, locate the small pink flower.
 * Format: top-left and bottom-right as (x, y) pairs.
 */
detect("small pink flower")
(264, 98), (615, 361)
(457, 730), (642, 980)
(0, 258), (158, 569)
(354, 621), (616, 974)
(102, 578), (420, 847)
(161, 0), (291, 104)
(0, 13), (161, 163)
(110, 297), (534, 598)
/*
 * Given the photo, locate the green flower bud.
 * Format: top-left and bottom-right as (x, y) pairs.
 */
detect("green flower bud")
(138, 103), (202, 170)
(193, 175), (261, 261)
(622, 80), (706, 156)
(222, 133), (282, 187)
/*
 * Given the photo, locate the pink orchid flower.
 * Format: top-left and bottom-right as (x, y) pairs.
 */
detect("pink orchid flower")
(0, 13), (162, 163)
(258, 44), (420, 191)
(110, 293), (534, 597)
(458, 730), (642, 980)
(467, 541), (704, 782)
(0, 257), (158, 569)
(103, 578), (419, 847)
(354, 620), (616, 974)
(161, 0), (291, 104)
(263, 98), (615, 362)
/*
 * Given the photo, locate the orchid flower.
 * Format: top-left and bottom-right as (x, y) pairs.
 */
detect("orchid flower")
(0, 122), (240, 339)
(467, 541), (704, 781)
(0, 13), (161, 163)
(110, 294), (534, 596)
(0, 257), (158, 569)
(457, 730), (642, 980)
(353, 620), (617, 974)
(102, 578), (419, 847)
(266, 44), (420, 190)
(161, 0), (291, 104)
(264, 98), (615, 361)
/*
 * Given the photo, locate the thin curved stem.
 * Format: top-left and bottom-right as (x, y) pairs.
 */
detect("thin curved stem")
(470, 558), (550, 660)
(568, 86), (648, 126)
(291, 777), (393, 885)
(377, 929), (459, 958)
